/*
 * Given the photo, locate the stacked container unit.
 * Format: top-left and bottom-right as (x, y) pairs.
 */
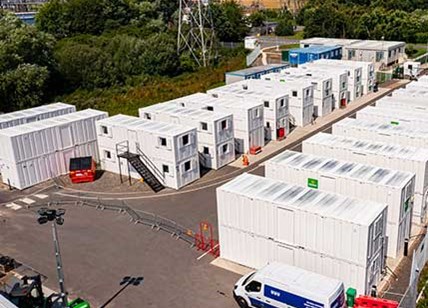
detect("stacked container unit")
(392, 87), (428, 98)
(288, 45), (342, 66)
(406, 81), (428, 90)
(0, 109), (107, 190)
(97, 114), (199, 190)
(333, 118), (428, 150)
(265, 150), (415, 259)
(264, 72), (333, 117)
(207, 80), (289, 140)
(0, 103), (76, 130)
(246, 77), (313, 127)
(166, 93), (265, 154)
(309, 59), (363, 103)
(376, 96), (428, 112)
(323, 60), (375, 95)
(138, 103), (235, 170)
(302, 133), (428, 223)
(293, 65), (350, 109)
(217, 173), (388, 294)
(357, 106), (428, 130)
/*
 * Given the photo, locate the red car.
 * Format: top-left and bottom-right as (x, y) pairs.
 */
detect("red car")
(69, 157), (96, 183)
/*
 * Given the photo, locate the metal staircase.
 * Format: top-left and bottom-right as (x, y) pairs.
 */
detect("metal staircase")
(116, 141), (165, 193)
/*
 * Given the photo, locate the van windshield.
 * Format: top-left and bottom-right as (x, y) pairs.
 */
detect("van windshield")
(242, 273), (255, 286)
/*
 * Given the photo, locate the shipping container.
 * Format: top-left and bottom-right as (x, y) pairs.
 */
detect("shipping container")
(302, 133), (428, 223)
(208, 80), (291, 137)
(0, 102), (76, 130)
(265, 150), (415, 258)
(139, 103), (234, 170)
(376, 95), (428, 112)
(291, 65), (350, 109)
(264, 72), (333, 117)
(333, 118), (428, 150)
(308, 60), (364, 102)
(288, 45), (342, 66)
(0, 109), (107, 189)
(217, 173), (388, 294)
(97, 114), (199, 190)
(225, 63), (288, 84)
(165, 93), (265, 154)
(357, 106), (428, 129)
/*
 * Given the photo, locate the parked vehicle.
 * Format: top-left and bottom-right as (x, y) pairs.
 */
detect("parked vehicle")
(233, 262), (346, 308)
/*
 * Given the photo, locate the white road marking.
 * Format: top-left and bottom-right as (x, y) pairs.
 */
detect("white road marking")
(5, 203), (22, 210)
(20, 197), (35, 205)
(34, 194), (49, 199)
(196, 244), (219, 261)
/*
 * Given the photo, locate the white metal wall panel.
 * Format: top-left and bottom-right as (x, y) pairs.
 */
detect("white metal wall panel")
(303, 133), (428, 223)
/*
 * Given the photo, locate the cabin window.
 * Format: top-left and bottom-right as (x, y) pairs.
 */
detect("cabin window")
(184, 160), (191, 172)
(104, 150), (111, 159)
(203, 147), (209, 154)
(159, 137), (167, 147)
(264, 101), (270, 108)
(201, 122), (208, 131)
(144, 113), (151, 120)
(292, 91), (297, 97)
(101, 126), (108, 135)
(182, 134), (189, 146)
(162, 164), (169, 174)
(222, 144), (229, 154)
(221, 120), (227, 130)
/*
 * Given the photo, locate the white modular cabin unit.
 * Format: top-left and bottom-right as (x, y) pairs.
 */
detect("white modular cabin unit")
(307, 60), (363, 102)
(256, 76), (314, 127)
(0, 109), (107, 190)
(264, 72), (333, 117)
(302, 133), (428, 223)
(376, 96), (428, 112)
(343, 40), (405, 66)
(357, 106), (428, 130)
(418, 75), (428, 83)
(166, 93), (264, 154)
(217, 173), (388, 294)
(334, 60), (375, 95)
(404, 62), (422, 78)
(406, 80), (428, 90)
(333, 118), (428, 150)
(265, 150), (415, 259)
(295, 65), (350, 109)
(0, 103), (76, 130)
(392, 87), (428, 98)
(300, 37), (361, 54)
(97, 115), (199, 190)
(207, 80), (290, 140)
(138, 103), (234, 170)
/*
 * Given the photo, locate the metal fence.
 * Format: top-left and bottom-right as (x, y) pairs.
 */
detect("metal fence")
(415, 53), (428, 65)
(400, 233), (428, 307)
(28, 199), (196, 246)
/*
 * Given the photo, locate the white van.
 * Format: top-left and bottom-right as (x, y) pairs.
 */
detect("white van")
(233, 262), (346, 308)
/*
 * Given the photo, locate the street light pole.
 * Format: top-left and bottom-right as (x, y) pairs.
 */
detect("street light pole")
(52, 219), (68, 306)
(37, 208), (68, 308)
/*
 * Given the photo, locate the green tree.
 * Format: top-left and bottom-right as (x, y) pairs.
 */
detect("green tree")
(248, 11), (266, 27)
(0, 64), (50, 112)
(140, 33), (179, 76)
(211, 1), (248, 42)
(275, 19), (294, 36)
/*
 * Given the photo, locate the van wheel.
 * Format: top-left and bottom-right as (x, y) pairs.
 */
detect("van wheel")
(236, 296), (249, 308)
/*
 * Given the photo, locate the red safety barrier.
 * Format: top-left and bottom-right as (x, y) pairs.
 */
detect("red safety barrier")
(249, 146), (262, 155)
(277, 127), (286, 140)
(194, 221), (219, 258)
(354, 296), (399, 308)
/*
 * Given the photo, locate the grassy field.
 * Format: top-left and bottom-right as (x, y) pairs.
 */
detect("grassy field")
(59, 55), (246, 116)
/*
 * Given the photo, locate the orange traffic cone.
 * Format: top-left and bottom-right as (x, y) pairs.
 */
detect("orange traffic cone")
(242, 154), (249, 166)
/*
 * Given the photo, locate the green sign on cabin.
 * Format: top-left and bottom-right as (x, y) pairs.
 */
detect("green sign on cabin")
(307, 178), (319, 189)
(390, 121), (399, 125)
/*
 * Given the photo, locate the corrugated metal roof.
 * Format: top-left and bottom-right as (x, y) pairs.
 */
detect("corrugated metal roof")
(306, 133), (428, 162)
(393, 88), (428, 97)
(378, 95), (428, 105)
(335, 118), (428, 138)
(140, 101), (232, 122)
(268, 150), (414, 188)
(219, 173), (386, 225)
(226, 64), (288, 77)
(0, 109), (107, 137)
(97, 114), (195, 136)
(347, 40), (405, 50)
(300, 37), (361, 46)
(359, 106), (428, 122)
(0, 102), (74, 123)
(209, 79), (293, 98)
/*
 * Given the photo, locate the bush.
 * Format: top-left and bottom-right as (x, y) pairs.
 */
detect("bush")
(275, 19), (294, 36)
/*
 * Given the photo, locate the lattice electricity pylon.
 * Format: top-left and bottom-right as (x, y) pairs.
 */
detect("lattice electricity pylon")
(177, 0), (216, 67)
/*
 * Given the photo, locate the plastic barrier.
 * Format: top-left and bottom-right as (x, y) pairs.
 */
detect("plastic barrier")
(354, 296), (399, 308)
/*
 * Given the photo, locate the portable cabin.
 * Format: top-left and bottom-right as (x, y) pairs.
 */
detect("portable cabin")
(0, 109), (107, 190)
(265, 150), (415, 259)
(217, 173), (388, 294)
(96, 114), (199, 190)
(288, 46), (342, 66)
(139, 103), (234, 170)
(303, 133), (428, 223)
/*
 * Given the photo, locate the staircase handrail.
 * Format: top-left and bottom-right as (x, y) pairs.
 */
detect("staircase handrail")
(116, 140), (129, 157)
(136, 145), (165, 184)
